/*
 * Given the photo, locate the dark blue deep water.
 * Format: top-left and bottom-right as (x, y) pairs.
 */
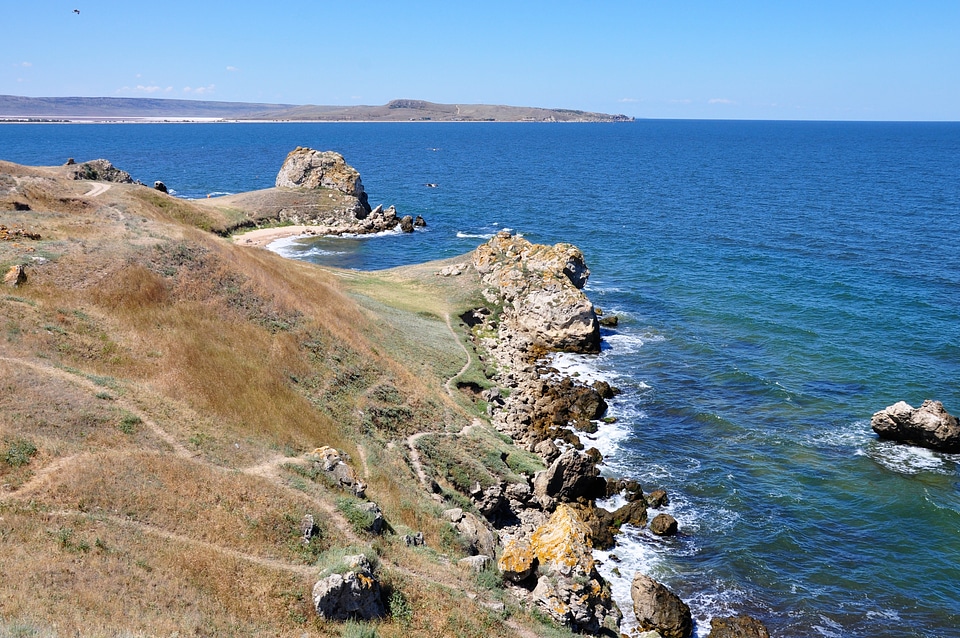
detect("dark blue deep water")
(3, 121), (959, 637)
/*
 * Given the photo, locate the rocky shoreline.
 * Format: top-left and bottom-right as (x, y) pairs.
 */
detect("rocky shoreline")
(436, 231), (771, 638)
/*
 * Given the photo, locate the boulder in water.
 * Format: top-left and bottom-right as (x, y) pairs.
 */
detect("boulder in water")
(871, 400), (960, 452)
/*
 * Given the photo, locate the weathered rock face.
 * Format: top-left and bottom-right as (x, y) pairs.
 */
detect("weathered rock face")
(4, 264), (26, 288)
(579, 500), (649, 550)
(527, 505), (621, 634)
(498, 537), (537, 582)
(707, 615), (771, 638)
(533, 448), (607, 509)
(631, 573), (693, 638)
(68, 159), (133, 183)
(444, 508), (497, 557)
(312, 554), (384, 621)
(275, 147), (371, 213)
(307, 446), (366, 497)
(473, 231), (600, 354)
(871, 400), (960, 452)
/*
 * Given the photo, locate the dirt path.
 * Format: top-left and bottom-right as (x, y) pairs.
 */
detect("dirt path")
(83, 182), (111, 197)
(444, 311), (474, 398)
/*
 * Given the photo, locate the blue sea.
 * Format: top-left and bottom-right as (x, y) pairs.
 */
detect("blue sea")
(3, 121), (959, 637)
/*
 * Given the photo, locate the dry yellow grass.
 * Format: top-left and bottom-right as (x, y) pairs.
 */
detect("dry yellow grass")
(0, 160), (573, 638)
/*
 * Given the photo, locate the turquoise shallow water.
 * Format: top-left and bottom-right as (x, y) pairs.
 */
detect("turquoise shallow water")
(3, 121), (959, 636)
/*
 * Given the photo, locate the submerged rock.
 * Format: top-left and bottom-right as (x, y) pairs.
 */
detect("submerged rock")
(871, 400), (960, 452)
(707, 615), (771, 638)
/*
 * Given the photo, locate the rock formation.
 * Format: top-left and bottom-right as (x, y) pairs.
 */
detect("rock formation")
(871, 400), (960, 452)
(650, 513), (679, 536)
(533, 448), (607, 509)
(275, 146), (371, 213)
(68, 159), (133, 183)
(312, 554), (385, 621)
(707, 615), (771, 638)
(4, 264), (26, 288)
(307, 446), (366, 497)
(473, 231), (600, 354)
(631, 572), (693, 638)
(527, 505), (621, 634)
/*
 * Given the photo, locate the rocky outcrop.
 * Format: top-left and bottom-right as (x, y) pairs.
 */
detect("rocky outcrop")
(153, 180), (168, 193)
(527, 505), (621, 634)
(275, 147), (371, 213)
(707, 615), (771, 638)
(312, 554), (385, 621)
(631, 573), (693, 638)
(533, 448), (607, 509)
(68, 159), (133, 183)
(498, 537), (537, 582)
(473, 231), (600, 354)
(4, 264), (26, 288)
(307, 446), (366, 497)
(444, 508), (497, 557)
(871, 400), (960, 452)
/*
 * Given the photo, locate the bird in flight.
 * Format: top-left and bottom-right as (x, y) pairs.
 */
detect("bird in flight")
(73, 8), (80, 14)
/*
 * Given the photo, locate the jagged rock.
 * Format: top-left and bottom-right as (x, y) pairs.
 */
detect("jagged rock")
(871, 400), (960, 452)
(443, 507), (464, 523)
(528, 505), (621, 633)
(459, 555), (493, 573)
(312, 554), (385, 621)
(473, 231), (600, 354)
(402, 532), (425, 546)
(355, 501), (385, 534)
(4, 264), (26, 288)
(707, 615), (771, 638)
(69, 159), (133, 183)
(534, 439), (561, 464)
(301, 514), (316, 544)
(646, 489), (669, 508)
(414, 215), (427, 227)
(474, 483), (509, 520)
(592, 380), (620, 399)
(533, 448), (606, 509)
(631, 573), (693, 638)
(606, 478), (644, 502)
(453, 511), (497, 557)
(498, 537), (537, 582)
(307, 446), (366, 497)
(399, 215), (415, 233)
(275, 147), (371, 213)
(153, 180), (168, 193)
(578, 501), (648, 550)
(650, 513), (678, 536)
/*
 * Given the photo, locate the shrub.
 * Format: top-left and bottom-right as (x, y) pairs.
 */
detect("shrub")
(340, 621), (380, 638)
(4, 438), (38, 467)
(387, 589), (413, 626)
(336, 497), (378, 535)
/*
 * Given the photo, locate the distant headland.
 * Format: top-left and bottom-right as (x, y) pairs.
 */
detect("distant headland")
(0, 95), (633, 123)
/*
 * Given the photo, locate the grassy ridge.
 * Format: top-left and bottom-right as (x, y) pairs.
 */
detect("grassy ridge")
(0, 162), (564, 637)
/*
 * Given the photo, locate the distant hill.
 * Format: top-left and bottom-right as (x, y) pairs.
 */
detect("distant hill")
(0, 95), (632, 122)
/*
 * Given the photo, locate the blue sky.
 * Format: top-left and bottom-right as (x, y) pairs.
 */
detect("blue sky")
(3, 1), (958, 120)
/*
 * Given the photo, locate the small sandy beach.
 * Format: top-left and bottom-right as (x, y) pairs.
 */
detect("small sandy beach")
(232, 225), (335, 247)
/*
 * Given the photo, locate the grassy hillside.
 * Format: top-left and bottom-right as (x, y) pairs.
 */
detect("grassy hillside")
(0, 162), (562, 637)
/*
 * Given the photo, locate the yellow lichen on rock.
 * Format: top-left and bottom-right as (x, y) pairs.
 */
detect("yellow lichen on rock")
(530, 504), (595, 576)
(498, 537), (538, 581)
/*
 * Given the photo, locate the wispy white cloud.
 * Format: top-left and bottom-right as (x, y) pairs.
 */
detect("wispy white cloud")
(669, 98), (693, 104)
(184, 84), (216, 95)
(618, 97), (640, 103)
(226, 66), (239, 72)
(709, 98), (735, 105)
(20, 61), (32, 67)
(117, 85), (173, 94)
